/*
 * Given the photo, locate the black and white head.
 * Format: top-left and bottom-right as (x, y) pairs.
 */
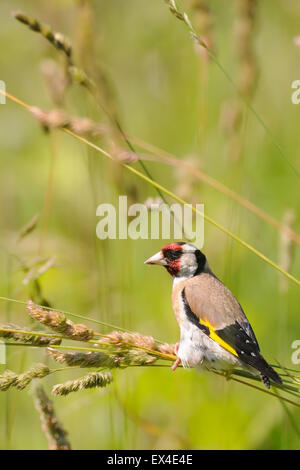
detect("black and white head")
(145, 242), (210, 279)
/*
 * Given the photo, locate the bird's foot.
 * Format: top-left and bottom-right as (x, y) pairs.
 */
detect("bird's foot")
(171, 358), (181, 371)
(171, 342), (181, 371)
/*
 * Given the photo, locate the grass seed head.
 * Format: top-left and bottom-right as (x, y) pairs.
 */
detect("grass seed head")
(12, 11), (72, 60)
(0, 364), (50, 391)
(27, 301), (94, 341)
(0, 370), (18, 391)
(52, 371), (113, 396)
(15, 364), (51, 390)
(47, 348), (118, 368)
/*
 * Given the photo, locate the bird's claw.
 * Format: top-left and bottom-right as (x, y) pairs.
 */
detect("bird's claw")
(171, 342), (181, 371)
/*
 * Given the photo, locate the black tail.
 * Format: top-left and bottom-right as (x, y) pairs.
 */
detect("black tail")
(260, 374), (271, 389)
(255, 355), (282, 388)
(238, 350), (282, 388)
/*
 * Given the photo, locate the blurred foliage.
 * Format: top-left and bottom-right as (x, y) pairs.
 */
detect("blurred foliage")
(0, 0), (299, 450)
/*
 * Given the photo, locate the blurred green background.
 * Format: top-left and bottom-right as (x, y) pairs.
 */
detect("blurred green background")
(0, 0), (300, 450)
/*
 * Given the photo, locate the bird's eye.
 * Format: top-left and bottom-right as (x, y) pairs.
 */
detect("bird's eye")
(164, 249), (181, 261)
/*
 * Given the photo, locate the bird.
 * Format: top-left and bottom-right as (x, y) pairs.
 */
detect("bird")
(145, 241), (282, 389)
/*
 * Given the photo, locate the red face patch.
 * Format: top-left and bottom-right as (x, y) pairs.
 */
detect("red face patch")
(161, 242), (184, 276)
(161, 242), (184, 253)
(167, 258), (181, 276)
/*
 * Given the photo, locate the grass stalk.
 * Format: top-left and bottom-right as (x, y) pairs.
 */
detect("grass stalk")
(0, 307), (299, 408)
(131, 136), (300, 245)
(31, 383), (71, 449)
(164, 0), (300, 179)
(0, 87), (299, 287)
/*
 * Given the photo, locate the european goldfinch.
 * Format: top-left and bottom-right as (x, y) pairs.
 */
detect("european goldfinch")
(145, 242), (282, 388)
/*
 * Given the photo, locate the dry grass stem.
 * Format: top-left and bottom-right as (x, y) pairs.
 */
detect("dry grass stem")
(22, 256), (57, 286)
(187, 0), (214, 61)
(0, 305), (299, 407)
(221, 0), (258, 161)
(32, 383), (71, 450)
(132, 136), (300, 246)
(2, 87), (299, 286)
(29, 106), (108, 137)
(0, 323), (61, 346)
(17, 213), (40, 241)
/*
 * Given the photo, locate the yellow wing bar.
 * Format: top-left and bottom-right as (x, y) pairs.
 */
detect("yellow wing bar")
(200, 319), (238, 358)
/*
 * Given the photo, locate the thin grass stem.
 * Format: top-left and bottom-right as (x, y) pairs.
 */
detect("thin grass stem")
(0, 87), (299, 287)
(164, 0), (300, 179)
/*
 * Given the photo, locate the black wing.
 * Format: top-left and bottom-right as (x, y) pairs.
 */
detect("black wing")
(216, 321), (282, 385)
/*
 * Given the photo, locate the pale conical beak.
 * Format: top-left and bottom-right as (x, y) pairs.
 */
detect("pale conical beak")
(144, 251), (167, 266)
